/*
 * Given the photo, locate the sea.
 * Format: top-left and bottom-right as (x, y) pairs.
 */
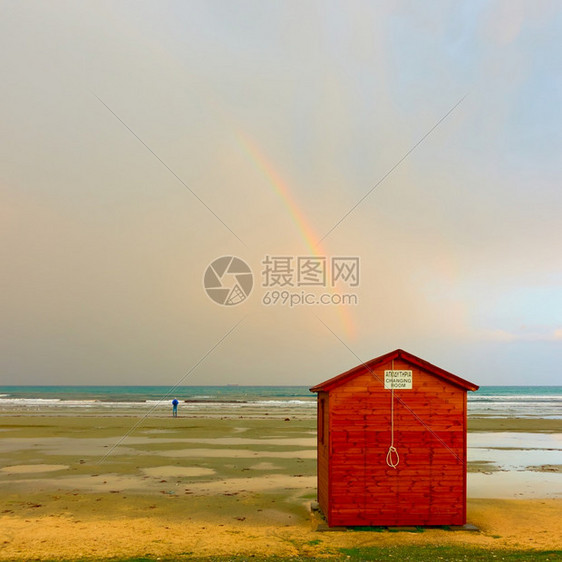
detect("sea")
(0, 385), (561, 419)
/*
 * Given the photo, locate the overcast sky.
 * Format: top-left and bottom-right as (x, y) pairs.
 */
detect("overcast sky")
(2, 1), (561, 386)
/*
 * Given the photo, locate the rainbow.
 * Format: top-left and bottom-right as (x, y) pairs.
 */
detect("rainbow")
(237, 133), (322, 256)
(237, 132), (356, 337)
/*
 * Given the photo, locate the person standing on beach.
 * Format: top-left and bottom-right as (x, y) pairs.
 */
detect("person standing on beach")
(172, 398), (179, 417)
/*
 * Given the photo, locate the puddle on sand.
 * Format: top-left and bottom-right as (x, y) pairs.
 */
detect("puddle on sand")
(141, 429), (180, 435)
(468, 432), (562, 471)
(468, 447), (562, 471)
(0, 436), (182, 457)
(178, 437), (316, 446)
(249, 462), (281, 470)
(3, 474), (148, 492)
(142, 466), (216, 478)
(183, 473), (316, 494)
(468, 432), (562, 449)
(0, 464), (69, 474)
(159, 448), (316, 459)
(468, 470), (562, 499)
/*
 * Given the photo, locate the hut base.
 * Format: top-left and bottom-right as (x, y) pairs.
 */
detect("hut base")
(310, 503), (480, 533)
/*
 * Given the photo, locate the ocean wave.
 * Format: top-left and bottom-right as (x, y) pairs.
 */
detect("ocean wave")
(469, 395), (562, 402)
(0, 398), (62, 404)
(0, 398), (172, 408)
(1, 388), (558, 416)
(0, 398), (97, 407)
(253, 400), (315, 406)
(146, 399), (249, 404)
(0, 397), (316, 409)
(468, 401), (562, 419)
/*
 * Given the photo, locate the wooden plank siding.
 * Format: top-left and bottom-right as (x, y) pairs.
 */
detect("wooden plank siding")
(317, 392), (330, 517)
(311, 350), (477, 528)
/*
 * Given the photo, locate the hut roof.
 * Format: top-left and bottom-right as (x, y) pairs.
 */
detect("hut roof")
(310, 348), (479, 393)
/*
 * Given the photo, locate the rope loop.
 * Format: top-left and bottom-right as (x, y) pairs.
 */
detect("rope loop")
(386, 446), (399, 469)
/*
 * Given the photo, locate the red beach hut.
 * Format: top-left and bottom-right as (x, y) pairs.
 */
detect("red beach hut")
(310, 349), (479, 527)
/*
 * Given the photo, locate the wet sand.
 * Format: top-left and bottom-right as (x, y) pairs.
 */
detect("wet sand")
(0, 410), (560, 560)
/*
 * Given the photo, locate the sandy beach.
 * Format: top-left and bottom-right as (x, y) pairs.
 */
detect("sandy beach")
(0, 407), (561, 560)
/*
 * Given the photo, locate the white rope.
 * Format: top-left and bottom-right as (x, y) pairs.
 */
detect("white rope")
(386, 360), (400, 469)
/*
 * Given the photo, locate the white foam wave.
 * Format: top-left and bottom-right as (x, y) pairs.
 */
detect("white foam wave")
(469, 395), (562, 402)
(0, 397), (315, 409)
(0, 398), (97, 407)
(253, 400), (315, 407)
